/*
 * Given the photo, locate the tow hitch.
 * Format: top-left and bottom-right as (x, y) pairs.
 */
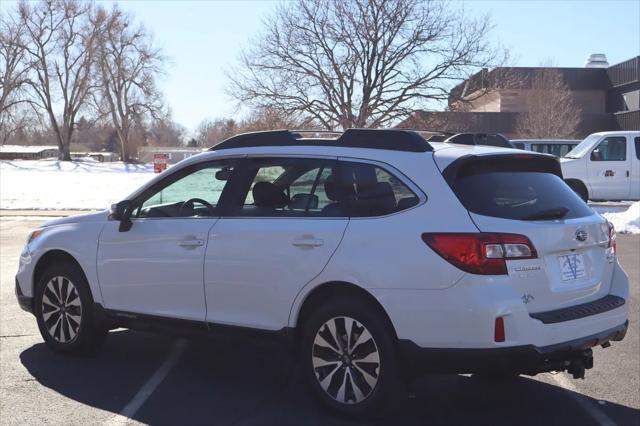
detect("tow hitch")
(565, 349), (594, 379)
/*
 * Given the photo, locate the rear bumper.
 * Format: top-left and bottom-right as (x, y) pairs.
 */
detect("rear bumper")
(15, 277), (33, 314)
(398, 321), (628, 375)
(370, 259), (629, 349)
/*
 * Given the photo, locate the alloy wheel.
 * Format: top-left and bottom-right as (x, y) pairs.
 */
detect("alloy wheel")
(312, 316), (380, 405)
(41, 276), (83, 343)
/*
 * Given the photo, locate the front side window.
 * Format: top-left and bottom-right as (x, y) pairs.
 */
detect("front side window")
(590, 137), (627, 161)
(136, 160), (236, 218)
(635, 137), (640, 160)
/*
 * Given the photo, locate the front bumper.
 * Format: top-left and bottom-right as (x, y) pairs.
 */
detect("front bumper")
(15, 277), (33, 314)
(398, 321), (628, 376)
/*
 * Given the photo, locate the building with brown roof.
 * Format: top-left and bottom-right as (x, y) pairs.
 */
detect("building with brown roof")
(399, 55), (639, 138)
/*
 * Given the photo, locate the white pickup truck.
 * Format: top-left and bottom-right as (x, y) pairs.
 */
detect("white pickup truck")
(561, 131), (640, 201)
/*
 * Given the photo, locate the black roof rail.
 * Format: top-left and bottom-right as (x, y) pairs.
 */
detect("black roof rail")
(212, 130), (296, 150)
(210, 128), (433, 153)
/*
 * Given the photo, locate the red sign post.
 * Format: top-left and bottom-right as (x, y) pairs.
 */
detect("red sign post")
(153, 153), (168, 173)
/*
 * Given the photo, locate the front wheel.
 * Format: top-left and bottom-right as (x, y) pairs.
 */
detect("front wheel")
(566, 180), (589, 202)
(300, 299), (400, 417)
(34, 261), (108, 355)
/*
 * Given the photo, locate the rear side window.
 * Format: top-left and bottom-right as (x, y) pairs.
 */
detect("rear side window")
(450, 158), (592, 220)
(635, 137), (640, 160)
(531, 143), (576, 157)
(338, 161), (420, 217)
(232, 158), (336, 217)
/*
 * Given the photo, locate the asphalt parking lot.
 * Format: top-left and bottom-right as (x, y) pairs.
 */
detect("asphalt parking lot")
(1, 219), (638, 426)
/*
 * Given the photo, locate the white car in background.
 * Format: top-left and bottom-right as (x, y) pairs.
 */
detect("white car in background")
(15, 129), (629, 416)
(562, 131), (640, 201)
(510, 139), (581, 157)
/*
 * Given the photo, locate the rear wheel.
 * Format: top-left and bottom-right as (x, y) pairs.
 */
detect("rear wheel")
(301, 299), (400, 417)
(34, 261), (108, 355)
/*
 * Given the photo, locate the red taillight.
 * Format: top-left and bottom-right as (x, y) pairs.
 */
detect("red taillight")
(421, 233), (537, 275)
(607, 221), (617, 255)
(494, 317), (506, 342)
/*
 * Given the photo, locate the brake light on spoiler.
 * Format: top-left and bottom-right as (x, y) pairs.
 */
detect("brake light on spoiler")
(421, 233), (538, 275)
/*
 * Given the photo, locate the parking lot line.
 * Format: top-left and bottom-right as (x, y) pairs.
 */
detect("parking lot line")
(103, 339), (187, 426)
(549, 373), (617, 426)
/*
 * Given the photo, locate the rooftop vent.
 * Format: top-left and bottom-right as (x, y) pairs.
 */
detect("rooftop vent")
(585, 53), (609, 68)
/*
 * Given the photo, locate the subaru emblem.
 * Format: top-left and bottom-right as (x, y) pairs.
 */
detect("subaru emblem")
(575, 229), (588, 242)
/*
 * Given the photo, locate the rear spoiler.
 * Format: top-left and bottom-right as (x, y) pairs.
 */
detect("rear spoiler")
(441, 153), (563, 185)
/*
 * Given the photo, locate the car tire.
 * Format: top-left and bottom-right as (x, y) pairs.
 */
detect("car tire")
(34, 261), (108, 355)
(300, 298), (400, 417)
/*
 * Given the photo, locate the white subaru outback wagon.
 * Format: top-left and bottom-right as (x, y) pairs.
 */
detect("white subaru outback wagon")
(15, 129), (629, 416)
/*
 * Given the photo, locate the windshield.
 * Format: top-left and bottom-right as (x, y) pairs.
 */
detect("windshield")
(564, 134), (602, 159)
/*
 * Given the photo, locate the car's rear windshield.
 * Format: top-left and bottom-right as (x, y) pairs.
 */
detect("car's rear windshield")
(449, 157), (593, 220)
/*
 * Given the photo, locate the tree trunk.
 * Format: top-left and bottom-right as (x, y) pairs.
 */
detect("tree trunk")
(56, 135), (72, 161)
(58, 142), (71, 161)
(118, 130), (132, 163)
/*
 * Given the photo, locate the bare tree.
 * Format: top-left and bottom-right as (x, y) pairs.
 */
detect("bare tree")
(195, 107), (315, 147)
(0, 14), (34, 144)
(0, 108), (36, 145)
(195, 118), (239, 147)
(516, 69), (582, 138)
(228, 0), (504, 130)
(93, 5), (164, 162)
(17, 0), (99, 160)
(148, 118), (185, 147)
(0, 15), (31, 117)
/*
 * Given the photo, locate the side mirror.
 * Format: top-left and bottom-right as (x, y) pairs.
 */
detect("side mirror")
(110, 200), (134, 232)
(590, 148), (601, 161)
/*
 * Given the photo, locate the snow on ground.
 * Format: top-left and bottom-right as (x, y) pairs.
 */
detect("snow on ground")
(1, 160), (639, 234)
(0, 216), (64, 221)
(0, 159), (156, 210)
(599, 201), (640, 234)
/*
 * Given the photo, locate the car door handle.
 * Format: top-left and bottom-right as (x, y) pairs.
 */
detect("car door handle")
(292, 238), (324, 248)
(178, 239), (205, 248)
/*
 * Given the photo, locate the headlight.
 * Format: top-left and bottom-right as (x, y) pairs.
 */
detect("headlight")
(26, 228), (46, 245)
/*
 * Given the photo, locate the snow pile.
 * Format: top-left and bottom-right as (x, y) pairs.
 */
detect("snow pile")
(600, 201), (640, 234)
(0, 160), (156, 210)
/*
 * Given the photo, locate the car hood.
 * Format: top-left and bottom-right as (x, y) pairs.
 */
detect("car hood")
(40, 210), (110, 228)
(559, 157), (584, 177)
(560, 157), (579, 163)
